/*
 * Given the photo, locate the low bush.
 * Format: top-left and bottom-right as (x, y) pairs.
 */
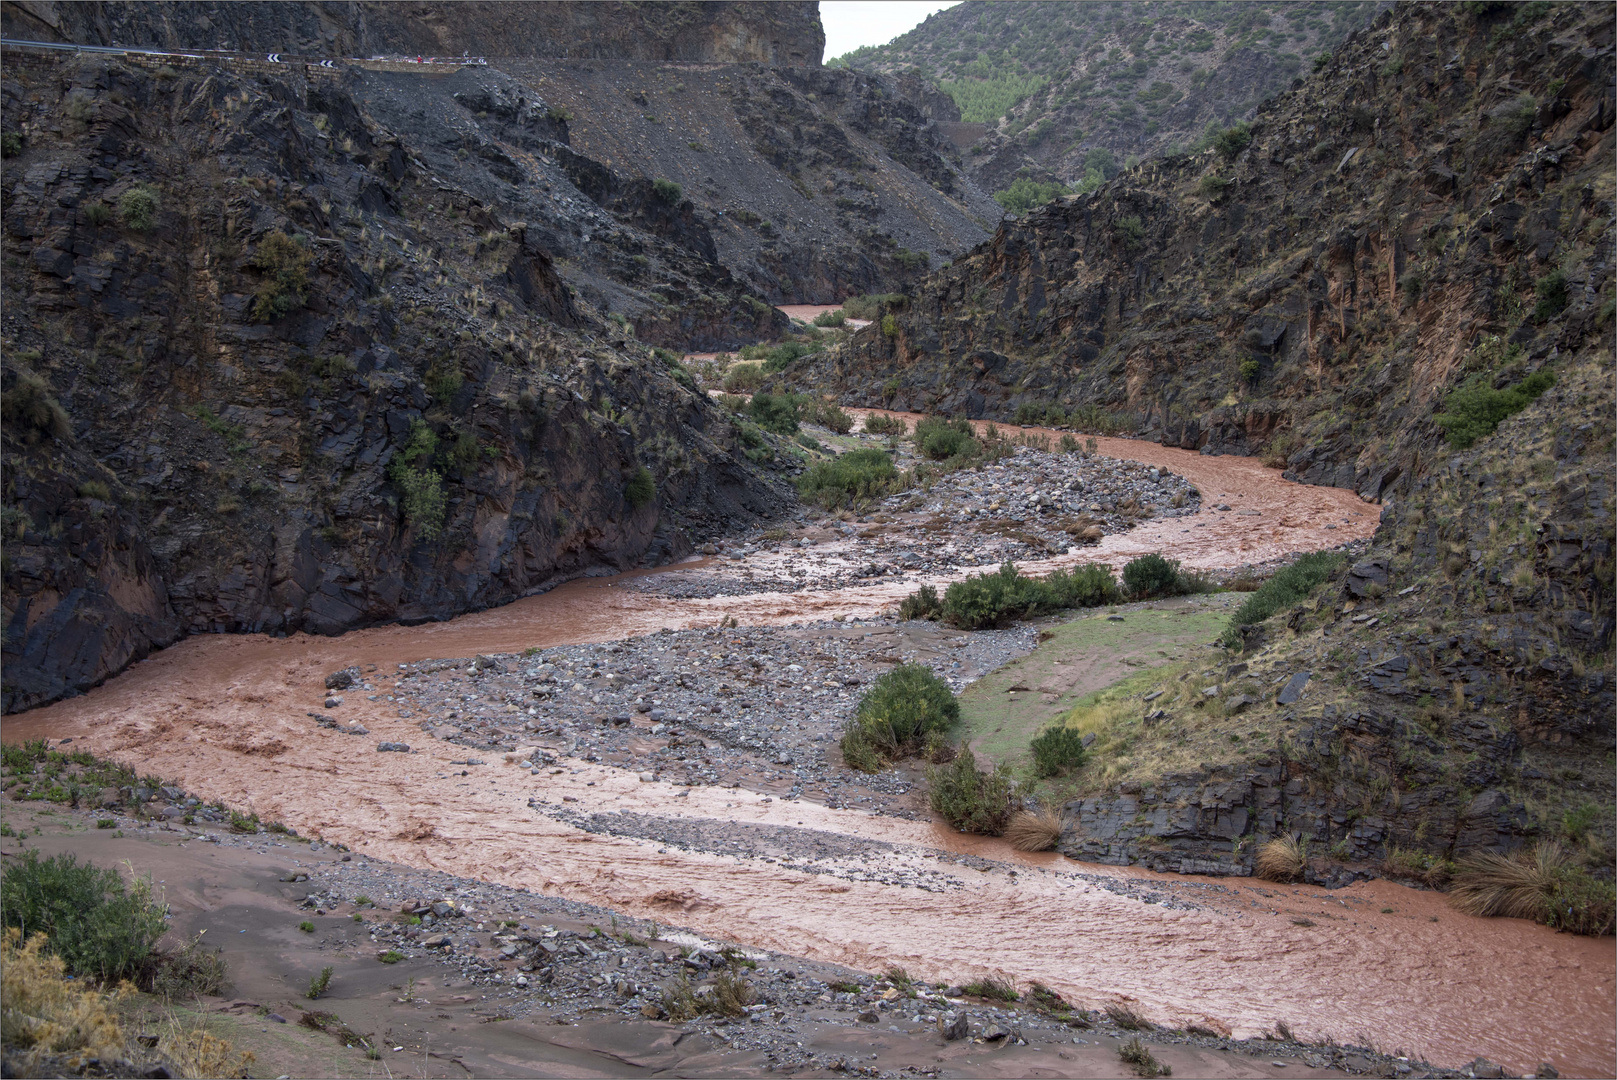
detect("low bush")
(625, 466), (655, 509)
(913, 415), (978, 461)
(0, 850), (167, 983)
(1119, 1036), (1171, 1077)
(1212, 121), (1252, 160)
(1221, 550), (1347, 648)
(812, 309), (846, 327)
(939, 561), (1119, 630)
(960, 974), (1019, 1001)
(1121, 553), (1186, 599)
(1254, 835), (1308, 882)
(148, 933), (227, 999)
(841, 293), (906, 320)
(1433, 369), (1555, 448)
(1532, 269), (1568, 322)
(747, 391), (800, 435)
(862, 413), (908, 436)
(1029, 725), (1087, 777)
(798, 448), (902, 509)
(118, 184), (159, 232)
(651, 178), (683, 205)
(721, 363), (764, 392)
(306, 965), (333, 999)
(2, 370), (72, 443)
(250, 230), (312, 322)
(389, 420), (446, 540)
(898, 583), (941, 621)
(661, 971), (754, 1020)
(841, 663), (959, 772)
(799, 397), (854, 433)
(1006, 806), (1063, 851)
(927, 747), (1015, 835)
(1198, 174), (1230, 200)
(881, 313), (900, 337)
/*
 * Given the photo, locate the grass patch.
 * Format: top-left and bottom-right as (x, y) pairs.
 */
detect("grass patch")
(960, 974), (1019, 1001)
(862, 413), (908, 436)
(841, 663), (959, 773)
(927, 747), (1015, 835)
(378, 950), (404, 964)
(798, 448), (905, 509)
(1221, 551), (1346, 648)
(1119, 1036), (1171, 1077)
(1005, 806), (1063, 851)
(1450, 843), (1614, 936)
(624, 466), (655, 509)
(1254, 835), (1307, 882)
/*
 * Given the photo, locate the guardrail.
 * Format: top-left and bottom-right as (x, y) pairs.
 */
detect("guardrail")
(0, 37), (488, 68)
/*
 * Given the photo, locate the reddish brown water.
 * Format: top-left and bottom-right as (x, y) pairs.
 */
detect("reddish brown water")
(6, 435), (1612, 1076)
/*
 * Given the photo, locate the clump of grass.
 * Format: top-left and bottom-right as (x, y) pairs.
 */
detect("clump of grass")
(840, 663), (959, 773)
(624, 466), (655, 509)
(661, 972), (754, 1020)
(306, 965), (333, 999)
(1029, 725), (1087, 777)
(862, 413), (908, 436)
(882, 965), (913, 989)
(298, 920), (316, 933)
(938, 561), (1119, 630)
(927, 747), (1015, 836)
(798, 448), (906, 509)
(1107, 1003), (1154, 1030)
(1449, 843), (1614, 935)
(1221, 551), (1347, 648)
(378, 950), (404, 964)
(1119, 1035), (1171, 1076)
(1254, 835), (1308, 883)
(898, 584), (942, 621)
(960, 974), (1018, 1001)
(0, 850), (167, 983)
(0, 927), (128, 1063)
(1006, 806), (1064, 851)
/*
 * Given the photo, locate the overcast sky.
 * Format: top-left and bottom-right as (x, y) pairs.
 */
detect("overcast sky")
(820, 1), (963, 63)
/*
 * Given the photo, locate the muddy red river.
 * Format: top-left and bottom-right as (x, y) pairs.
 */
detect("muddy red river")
(6, 435), (1612, 1076)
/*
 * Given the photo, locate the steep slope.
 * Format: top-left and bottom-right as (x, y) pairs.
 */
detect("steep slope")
(0, 50), (801, 713)
(800, 2), (1615, 878)
(835, 0), (1384, 192)
(1, 1), (826, 67)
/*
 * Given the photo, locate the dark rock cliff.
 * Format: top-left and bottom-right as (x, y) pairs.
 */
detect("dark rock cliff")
(0, 51), (800, 713)
(1, 1), (826, 67)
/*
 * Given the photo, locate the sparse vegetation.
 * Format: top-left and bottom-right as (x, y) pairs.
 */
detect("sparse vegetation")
(993, 176), (1071, 215)
(389, 419), (447, 539)
(929, 561), (1119, 630)
(722, 363), (765, 392)
(250, 231), (312, 321)
(1119, 1036), (1171, 1077)
(841, 663), (959, 773)
(960, 973), (1019, 1001)
(652, 178), (683, 205)
(2, 371), (72, 443)
(306, 965), (333, 999)
(862, 413), (909, 437)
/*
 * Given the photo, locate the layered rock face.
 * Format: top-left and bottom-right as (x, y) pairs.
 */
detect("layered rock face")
(0, 52), (799, 713)
(1, 1), (825, 67)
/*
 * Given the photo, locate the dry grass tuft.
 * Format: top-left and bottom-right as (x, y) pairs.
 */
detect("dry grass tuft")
(1254, 835), (1308, 882)
(1119, 1035), (1171, 1077)
(1006, 806), (1065, 851)
(1106, 1002), (1155, 1031)
(0, 928), (127, 1061)
(1449, 843), (1563, 920)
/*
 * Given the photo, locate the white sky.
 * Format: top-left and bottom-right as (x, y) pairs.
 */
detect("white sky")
(820, 1), (963, 63)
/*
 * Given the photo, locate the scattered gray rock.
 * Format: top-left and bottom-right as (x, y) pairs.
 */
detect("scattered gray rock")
(377, 742), (410, 753)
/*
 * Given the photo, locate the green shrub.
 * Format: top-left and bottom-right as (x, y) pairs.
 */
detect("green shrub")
(307, 965), (333, 998)
(389, 419), (446, 540)
(0, 850), (167, 982)
(1116, 215), (1145, 247)
(798, 448), (901, 508)
(1030, 725), (1087, 777)
(298, 920), (316, 933)
(899, 584), (942, 621)
(813, 309), (846, 327)
(250, 231), (312, 322)
(993, 177), (1071, 215)
(802, 399), (854, 433)
(927, 747), (1015, 835)
(1198, 174), (1230, 200)
(1239, 358), (1261, 385)
(941, 561), (1119, 630)
(841, 663), (959, 773)
(881, 314), (900, 337)
(147, 933), (228, 999)
(842, 293), (907, 320)
(625, 466), (655, 509)
(652, 178), (683, 205)
(1532, 270), (1568, 323)
(118, 184), (159, 232)
(75, 479), (111, 501)
(913, 415), (978, 461)
(1213, 122), (1253, 160)
(1433, 369), (1554, 449)
(722, 363), (764, 392)
(0, 131), (22, 157)
(1221, 550), (1346, 648)
(747, 391), (800, 435)
(378, 950), (404, 964)
(862, 413), (908, 437)
(1122, 553), (1182, 598)
(84, 202), (112, 226)
(2, 371), (72, 443)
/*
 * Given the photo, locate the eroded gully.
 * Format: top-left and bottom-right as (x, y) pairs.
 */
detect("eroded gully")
(6, 430), (1612, 1076)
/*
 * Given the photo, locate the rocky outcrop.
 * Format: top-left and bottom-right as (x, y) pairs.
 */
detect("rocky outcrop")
(1, 1), (826, 67)
(0, 51), (801, 712)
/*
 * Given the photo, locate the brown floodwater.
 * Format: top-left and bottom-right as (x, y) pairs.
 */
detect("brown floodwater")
(6, 435), (1612, 1076)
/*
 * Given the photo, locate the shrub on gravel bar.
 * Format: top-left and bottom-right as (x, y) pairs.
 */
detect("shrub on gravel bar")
(937, 561), (1119, 629)
(927, 746), (1015, 835)
(1221, 550), (1347, 649)
(913, 415), (978, 461)
(840, 663), (959, 772)
(862, 413), (909, 436)
(797, 448), (903, 509)
(0, 850), (167, 983)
